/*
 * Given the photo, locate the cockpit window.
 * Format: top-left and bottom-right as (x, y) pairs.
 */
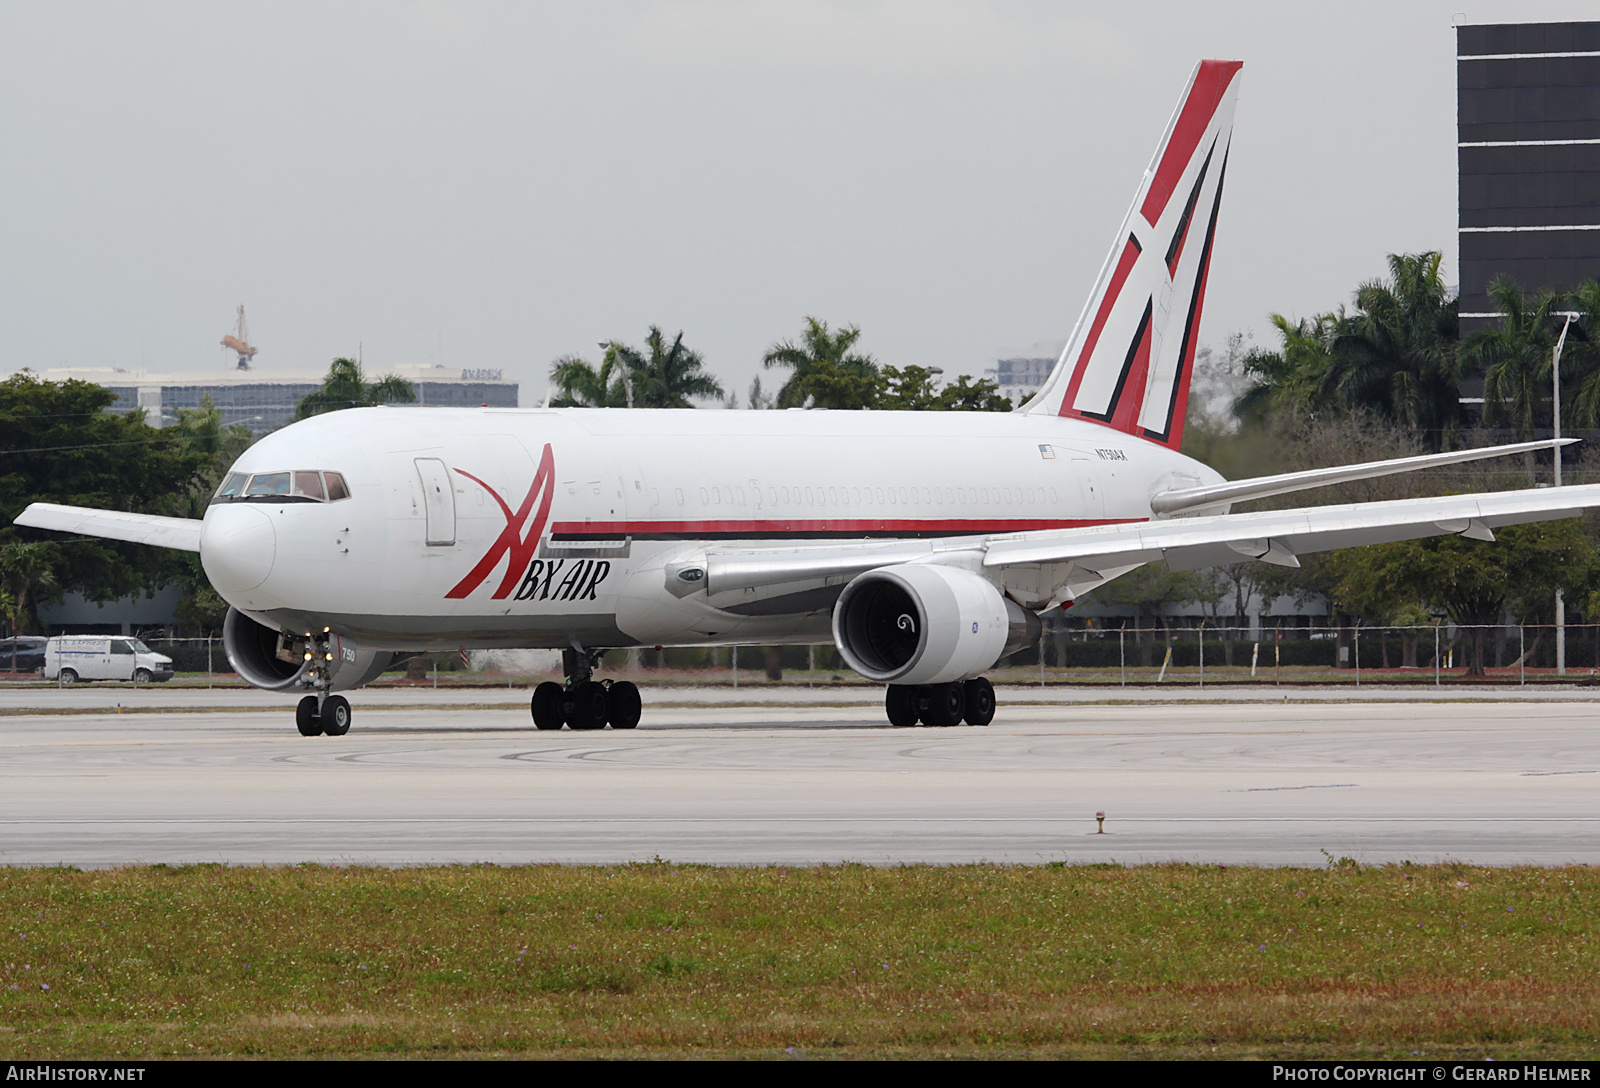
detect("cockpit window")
(211, 471), (352, 505)
(245, 472), (292, 498)
(294, 471), (325, 501)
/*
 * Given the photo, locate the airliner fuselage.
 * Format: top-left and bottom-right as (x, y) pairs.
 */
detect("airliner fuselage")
(202, 406), (1217, 651)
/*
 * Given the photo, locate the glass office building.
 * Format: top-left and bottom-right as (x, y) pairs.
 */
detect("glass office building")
(1458, 21), (1600, 335)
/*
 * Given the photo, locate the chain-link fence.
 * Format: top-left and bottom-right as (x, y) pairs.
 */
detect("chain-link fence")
(7, 625), (1599, 687)
(1003, 622), (1600, 687)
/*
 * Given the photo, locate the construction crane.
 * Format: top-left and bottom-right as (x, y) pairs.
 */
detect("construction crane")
(220, 305), (257, 369)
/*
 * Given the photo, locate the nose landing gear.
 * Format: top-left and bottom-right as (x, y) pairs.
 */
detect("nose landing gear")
(295, 692), (352, 737)
(530, 648), (642, 731)
(292, 630), (353, 738)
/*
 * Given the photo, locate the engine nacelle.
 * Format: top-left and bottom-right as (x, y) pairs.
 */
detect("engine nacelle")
(831, 564), (1041, 685)
(222, 607), (394, 693)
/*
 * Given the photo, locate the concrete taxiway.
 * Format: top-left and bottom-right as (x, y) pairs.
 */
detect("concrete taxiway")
(0, 685), (1596, 868)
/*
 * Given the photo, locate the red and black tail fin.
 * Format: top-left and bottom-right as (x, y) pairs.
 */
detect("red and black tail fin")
(1022, 59), (1241, 451)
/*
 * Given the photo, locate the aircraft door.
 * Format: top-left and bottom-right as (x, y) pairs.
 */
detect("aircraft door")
(414, 458), (457, 546)
(1071, 458), (1105, 519)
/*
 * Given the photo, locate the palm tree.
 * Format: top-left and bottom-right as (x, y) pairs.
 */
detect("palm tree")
(294, 358), (416, 420)
(614, 328), (723, 408)
(547, 351), (626, 408)
(1463, 277), (1562, 441)
(1560, 279), (1600, 429)
(1231, 312), (1342, 424)
(1325, 252), (1462, 451)
(762, 317), (877, 408)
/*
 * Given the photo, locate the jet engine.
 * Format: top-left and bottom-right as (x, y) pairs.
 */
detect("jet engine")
(222, 607), (394, 693)
(831, 564), (1041, 685)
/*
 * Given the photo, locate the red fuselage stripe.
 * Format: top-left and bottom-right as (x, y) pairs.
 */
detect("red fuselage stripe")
(550, 517), (1143, 537)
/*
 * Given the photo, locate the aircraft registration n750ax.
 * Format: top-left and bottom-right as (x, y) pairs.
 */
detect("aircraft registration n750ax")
(18, 60), (1600, 736)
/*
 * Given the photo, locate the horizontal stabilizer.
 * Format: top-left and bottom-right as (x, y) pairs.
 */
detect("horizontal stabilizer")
(1149, 439), (1575, 516)
(13, 503), (202, 553)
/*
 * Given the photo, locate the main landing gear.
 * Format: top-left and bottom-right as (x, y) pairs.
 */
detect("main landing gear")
(884, 677), (995, 727)
(294, 630), (351, 738)
(530, 648), (641, 731)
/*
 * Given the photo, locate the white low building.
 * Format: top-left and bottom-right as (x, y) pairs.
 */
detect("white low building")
(7, 362), (519, 436)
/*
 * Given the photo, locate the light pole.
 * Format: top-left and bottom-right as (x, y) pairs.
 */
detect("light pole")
(1552, 312), (1576, 675)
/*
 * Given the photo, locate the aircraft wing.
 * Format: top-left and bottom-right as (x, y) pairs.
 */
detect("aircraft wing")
(13, 502), (203, 553)
(982, 485), (1600, 573)
(691, 484), (1600, 605)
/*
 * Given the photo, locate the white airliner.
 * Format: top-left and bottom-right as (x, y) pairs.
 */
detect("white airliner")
(17, 60), (1600, 736)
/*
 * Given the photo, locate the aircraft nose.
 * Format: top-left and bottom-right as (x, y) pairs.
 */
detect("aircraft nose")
(201, 506), (276, 595)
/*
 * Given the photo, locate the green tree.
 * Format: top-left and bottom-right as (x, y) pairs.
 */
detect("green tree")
(294, 358), (417, 420)
(1232, 313), (1344, 424)
(1325, 252), (1462, 452)
(875, 367), (1014, 412)
(171, 554), (229, 635)
(876, 366), (942, 409)
(1325, 521), (1588, 674)
(0, 373), (207, 630)
(786, 357), (881, 409)
(0, 541), (57, 639)
(763, 318), (878, 408)
(614, 328), (724, 408)
(548, 350), (627, 408)
(1463, 277), (1562, 442)
(1559, 279), (1600, 429)
(932, 375), (1013, 412)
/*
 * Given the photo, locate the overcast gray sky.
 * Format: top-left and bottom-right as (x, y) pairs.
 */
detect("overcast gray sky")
(2, 1), (1595, 404)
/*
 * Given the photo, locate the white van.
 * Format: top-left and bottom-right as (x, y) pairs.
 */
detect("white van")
(44, 637), (174, 684)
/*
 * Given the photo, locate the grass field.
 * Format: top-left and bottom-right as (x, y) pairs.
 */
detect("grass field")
(2, 862), (1598, 1060)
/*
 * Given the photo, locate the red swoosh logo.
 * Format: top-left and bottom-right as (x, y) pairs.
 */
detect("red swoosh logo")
(445, 443), (556, 599)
